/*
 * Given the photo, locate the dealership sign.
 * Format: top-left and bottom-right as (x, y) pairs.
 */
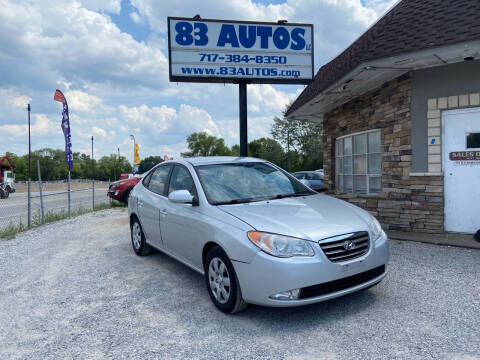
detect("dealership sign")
(168, 17), (314, 84)
(449, 151), (480, 161)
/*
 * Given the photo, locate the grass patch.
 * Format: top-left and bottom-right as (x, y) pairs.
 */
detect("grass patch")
(0, 201), (126, 240)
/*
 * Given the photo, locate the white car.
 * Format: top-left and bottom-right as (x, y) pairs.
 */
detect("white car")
(128, 157), (389, 313)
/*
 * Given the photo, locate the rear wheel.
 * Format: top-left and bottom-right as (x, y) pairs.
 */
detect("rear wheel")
(205, 246), (247, 314)
(131, 217), (152, 256)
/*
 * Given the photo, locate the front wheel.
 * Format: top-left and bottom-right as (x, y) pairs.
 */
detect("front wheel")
(205, 247), (247, 314)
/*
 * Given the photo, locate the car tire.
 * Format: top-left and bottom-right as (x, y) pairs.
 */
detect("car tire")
(130, 217), (153, 256)
(204, 246), (247, 314)
(123, 189), (131, 205)
(2, 189), (9, 199)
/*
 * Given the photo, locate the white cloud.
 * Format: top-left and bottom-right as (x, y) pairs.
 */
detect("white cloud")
(65, 90), (113, 114)
(130, 11), (144, 24)
(92, 126), (108, 138)
(78, 0), (123, 14)
(0, 88), (31, 110)
(248, 85), (296, 114)
(0, 114), (58, 136)
(0, 0), (169, 92)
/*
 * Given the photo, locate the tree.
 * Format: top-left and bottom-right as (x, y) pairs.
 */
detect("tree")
(248, 138), (285, 166)
(2, 148), (132, 181)
(138, 156), (164, 173)
(181, 132), (232, 157)
(271, 104), (323, 172)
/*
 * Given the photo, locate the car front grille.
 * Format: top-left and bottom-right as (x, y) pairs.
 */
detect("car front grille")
(319, 231), (370, 263)
(299, 265), (385, 299)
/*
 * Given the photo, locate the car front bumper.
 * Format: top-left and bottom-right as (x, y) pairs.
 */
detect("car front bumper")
(232, 232), (389, 307)
(107, 189), (121, 199)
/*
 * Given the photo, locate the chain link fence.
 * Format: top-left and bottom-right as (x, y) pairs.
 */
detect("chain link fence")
(0, 180), (111, 234)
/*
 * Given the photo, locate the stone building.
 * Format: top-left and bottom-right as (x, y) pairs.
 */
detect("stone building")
(286, 0), (480, 234)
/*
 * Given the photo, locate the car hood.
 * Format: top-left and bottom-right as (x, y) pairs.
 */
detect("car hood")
(219, 194), (370, 241)
(111, 177), (140, 186)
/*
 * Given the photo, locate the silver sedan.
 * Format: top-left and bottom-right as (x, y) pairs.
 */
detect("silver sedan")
(128, 157), (389, 313)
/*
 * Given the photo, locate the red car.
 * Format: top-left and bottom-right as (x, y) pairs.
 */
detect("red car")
(107, 174), (143, 204)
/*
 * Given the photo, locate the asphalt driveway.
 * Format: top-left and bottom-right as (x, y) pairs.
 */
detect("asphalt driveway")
(0, 208), (479, 359)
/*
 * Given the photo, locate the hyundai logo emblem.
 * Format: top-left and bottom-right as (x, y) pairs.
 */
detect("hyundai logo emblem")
(343, 240), (356, 251)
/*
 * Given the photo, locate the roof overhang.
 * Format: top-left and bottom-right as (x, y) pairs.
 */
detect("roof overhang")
(287, 40), (480, 122)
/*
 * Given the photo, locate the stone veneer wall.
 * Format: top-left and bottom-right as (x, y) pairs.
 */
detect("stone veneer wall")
(323, 73), (444, 233)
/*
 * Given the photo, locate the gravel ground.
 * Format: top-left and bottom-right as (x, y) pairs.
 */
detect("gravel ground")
(0, 208), (479, 360)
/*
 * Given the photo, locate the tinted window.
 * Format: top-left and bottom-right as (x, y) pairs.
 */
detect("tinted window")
(293, 173), (305, 179)
(168, 166), (195, 196)
(196, 162), (313, 205)
(148, 165), (171, 195)
(467, 132), (480, 148)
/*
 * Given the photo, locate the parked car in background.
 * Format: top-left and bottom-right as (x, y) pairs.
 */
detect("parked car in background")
(108, 174), (144, 204)
(315, 169), (324, 177)
(293, 171), (324, 191)
(128, 157), (389, 314)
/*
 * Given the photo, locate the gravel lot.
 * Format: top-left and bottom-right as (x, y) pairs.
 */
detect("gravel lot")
(0, 208), (479, 359)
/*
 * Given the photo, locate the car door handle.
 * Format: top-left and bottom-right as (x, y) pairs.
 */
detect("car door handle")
(160, 209), (167, 216)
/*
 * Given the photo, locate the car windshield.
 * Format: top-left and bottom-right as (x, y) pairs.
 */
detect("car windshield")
(195, 162), (315, 205)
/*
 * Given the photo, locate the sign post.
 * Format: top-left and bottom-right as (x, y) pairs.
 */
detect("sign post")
(167, 17), (314, 156)
(239, 81), (248, 156)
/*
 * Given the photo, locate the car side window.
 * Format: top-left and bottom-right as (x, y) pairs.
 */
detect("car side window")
(142, 171), (153, 187)
(296, 173), (305, 179)
(147, 165), (172, 195)
(307, 173), (321, 180)
(168, 166), (196, 196)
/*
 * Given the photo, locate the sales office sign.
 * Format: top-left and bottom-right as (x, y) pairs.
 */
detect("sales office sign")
(168, 17), (314, 84)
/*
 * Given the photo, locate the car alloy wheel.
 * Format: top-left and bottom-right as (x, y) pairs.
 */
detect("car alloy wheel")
(208, 257), (231, 304)
(132, 222), (142, 250)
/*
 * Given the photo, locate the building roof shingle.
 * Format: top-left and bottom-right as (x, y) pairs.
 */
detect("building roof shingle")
(286, 0), (480, 116)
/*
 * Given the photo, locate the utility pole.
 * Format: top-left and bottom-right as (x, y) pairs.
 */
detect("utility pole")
(287, 127), (291, 172)
(130, 135), (136, 174)
(27, 104), (31, 227)
(113, 150), (116, 182)
(91, 136), (94, 210)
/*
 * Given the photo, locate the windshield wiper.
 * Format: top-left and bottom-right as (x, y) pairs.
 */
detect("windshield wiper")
(213, 198), (254, 205)
(270, 192), (313, 200)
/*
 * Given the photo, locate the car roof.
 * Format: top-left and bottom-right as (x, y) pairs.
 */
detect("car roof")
(170, 156), (267, 166)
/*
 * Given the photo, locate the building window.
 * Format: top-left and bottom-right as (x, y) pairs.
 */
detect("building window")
(466, 132), (480, 149)
(336, 130), (381, 194)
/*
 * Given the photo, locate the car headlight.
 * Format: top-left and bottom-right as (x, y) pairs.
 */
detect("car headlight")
(368, 215), (384, 243)
(247, 231), (314, 258)
(110, 183), (121, 189)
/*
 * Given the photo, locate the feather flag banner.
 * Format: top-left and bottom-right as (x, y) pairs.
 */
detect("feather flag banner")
(54, 89), (73, 170)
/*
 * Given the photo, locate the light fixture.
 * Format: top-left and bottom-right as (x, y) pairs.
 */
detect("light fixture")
(269, 289), (301, 300)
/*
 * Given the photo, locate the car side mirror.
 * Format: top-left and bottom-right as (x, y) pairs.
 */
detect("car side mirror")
(168, 189), (195, 204)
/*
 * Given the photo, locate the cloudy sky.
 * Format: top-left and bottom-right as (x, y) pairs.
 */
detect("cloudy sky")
(0, 0), (395, 163)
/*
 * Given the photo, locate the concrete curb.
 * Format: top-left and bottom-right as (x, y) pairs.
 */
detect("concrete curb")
(387, 230), (480, 250)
